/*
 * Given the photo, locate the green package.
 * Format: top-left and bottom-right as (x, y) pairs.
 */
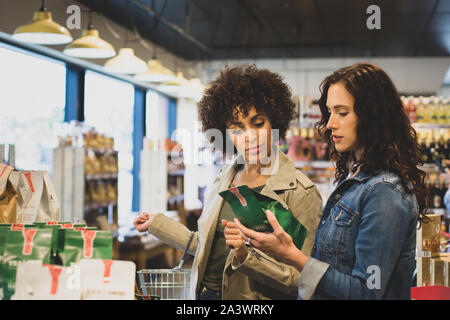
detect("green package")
(0, 228), (52, 300)
(57, 229), (113, 267)
(219, 185), (307, 250)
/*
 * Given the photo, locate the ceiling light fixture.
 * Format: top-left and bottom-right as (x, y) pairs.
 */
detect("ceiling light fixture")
(103, 48), (148, 74)
(63, 11), (115, 59)
(135, 58), (175, 83)
(12, 0), (72, 45)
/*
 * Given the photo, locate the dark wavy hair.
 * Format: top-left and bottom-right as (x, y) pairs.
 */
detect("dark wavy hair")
(316, 63), (428, 222)
(198, 64), (296, 154)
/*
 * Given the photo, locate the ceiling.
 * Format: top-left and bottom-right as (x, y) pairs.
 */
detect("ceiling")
(76, 0), (450, 61)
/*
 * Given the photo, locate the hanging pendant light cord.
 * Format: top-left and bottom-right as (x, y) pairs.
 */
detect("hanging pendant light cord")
(40, 0), (47, 11)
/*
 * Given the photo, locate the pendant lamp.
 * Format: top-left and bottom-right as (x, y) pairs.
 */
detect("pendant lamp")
(135, 58), (175, 83)
(103, 48), (148, 74)
(63, 11), (115, 59)
(12, 0), (72, 45)
(158, 71), (190, 94)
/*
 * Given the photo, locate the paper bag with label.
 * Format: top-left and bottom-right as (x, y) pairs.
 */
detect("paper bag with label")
(79, 259), (135, 300)
(0, 164), (17, 223)
(12, 261), (81, 300)
(219, 185), (307, 250)
(12, 171), (61, 224)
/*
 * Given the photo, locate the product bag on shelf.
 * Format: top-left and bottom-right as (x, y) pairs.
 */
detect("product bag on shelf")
(79, 259), (135, 300)
(8, 170), (61, 224)
(57, 229), (113, 267)
(219, 185), (308, 250)
(12, 260), (81, 300)
(0, 227), (53, 300)
(0, 164), (17, 223)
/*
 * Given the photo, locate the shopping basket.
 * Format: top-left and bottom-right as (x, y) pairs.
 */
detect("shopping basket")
(137, 231), (194, 300)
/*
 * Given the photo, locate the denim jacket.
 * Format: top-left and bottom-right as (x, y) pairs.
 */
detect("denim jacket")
(298, 170), (419, 300)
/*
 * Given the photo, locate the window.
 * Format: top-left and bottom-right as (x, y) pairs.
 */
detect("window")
(146, 90), (169, 142)
(0, 44), (66, 173)
(84, 71), (134, 225)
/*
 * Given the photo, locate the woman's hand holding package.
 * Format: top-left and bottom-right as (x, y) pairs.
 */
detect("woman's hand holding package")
(133, 212), (156, 232)
(222, 219), (248, 263)
(235, 210), (309, 271)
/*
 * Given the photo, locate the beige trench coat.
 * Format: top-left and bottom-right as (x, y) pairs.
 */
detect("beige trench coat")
(148, 150), (322, 299)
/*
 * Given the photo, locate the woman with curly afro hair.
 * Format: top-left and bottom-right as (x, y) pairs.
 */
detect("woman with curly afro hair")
(134, 64), (323, 300)
(233, 63), (428, 300)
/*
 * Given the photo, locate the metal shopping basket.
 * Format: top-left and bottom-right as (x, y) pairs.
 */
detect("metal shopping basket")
(137, 231), (194, 300)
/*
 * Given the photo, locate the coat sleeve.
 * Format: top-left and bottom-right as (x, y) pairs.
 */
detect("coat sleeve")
(230, 184), (323, 296)
(148, 213), (199, 256)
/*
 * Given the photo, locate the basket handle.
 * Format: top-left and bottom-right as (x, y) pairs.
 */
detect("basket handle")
(174, 231), (195, 270)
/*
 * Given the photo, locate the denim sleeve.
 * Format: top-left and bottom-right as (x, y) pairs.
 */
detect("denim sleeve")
(444, 188), (450, 211)
(301, 182), (414, 300)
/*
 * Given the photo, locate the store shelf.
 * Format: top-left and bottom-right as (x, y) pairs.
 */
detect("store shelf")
(168, 169), (185, 176)
(84, 201), (117, 211)
(168, 194), (184, 203)
(413, 123), (450, 130)
(85, 173), (118, 180)
(426, 208), (448, 216)
(85, 147), (118, 155)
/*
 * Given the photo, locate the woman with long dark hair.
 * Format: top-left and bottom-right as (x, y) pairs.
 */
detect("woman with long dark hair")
(227, 63), (428, 299)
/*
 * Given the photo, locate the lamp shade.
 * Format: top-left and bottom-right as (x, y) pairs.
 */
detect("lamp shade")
(103, 48), (148, 74)
(12, 10), (72, 45)
(135, 59), (175, 83)
(63, 29), (116, 59)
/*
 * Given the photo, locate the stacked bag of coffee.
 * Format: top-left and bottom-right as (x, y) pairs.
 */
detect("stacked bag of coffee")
(0, 163), (135, 300)
(416, 214), (450, 287)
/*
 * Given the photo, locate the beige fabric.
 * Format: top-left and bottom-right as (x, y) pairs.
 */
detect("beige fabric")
(148, 150), (322, 300)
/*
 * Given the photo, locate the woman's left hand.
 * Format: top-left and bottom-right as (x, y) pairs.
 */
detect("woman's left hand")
(235, 210), (300, 264)
(222, 219), (248, 262)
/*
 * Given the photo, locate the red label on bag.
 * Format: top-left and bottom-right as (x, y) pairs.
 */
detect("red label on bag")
(22, 229), (37, 255)
(23, 172), (35, 193)
(229, 187), (247, 206)
(103, 260), (114, 284)
(74, 227), (86, 231)
(46, 221), (58, 226)
(81, 230), (97, 258)
(11, 224), (24, 231)
(61, 224), (73, 229)
(43, 264), (63, 295)
(0, 164), (7, 178)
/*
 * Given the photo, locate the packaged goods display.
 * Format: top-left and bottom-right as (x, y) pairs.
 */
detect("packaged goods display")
(0, 221), (114, 300)
(417, 129), (450, 165)
(430, 258), (446, 286)
(0, 164), (61, 224)
(79, 259), (135, 300)
(286, 127), (330, 162)
(12, 261), (82, 300)
(417, 214), (442, 258)
(53, 124), (118, 230)
(0, 144), (15, 167)
(416, 214), (450, 288)
(401, 96), (450, 124)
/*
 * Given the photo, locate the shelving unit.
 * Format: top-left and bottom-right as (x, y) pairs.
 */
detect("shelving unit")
(53, 146), (118, 231)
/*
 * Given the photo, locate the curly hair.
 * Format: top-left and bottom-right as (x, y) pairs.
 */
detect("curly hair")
(198, 64), (296, 154)
(315, 63), (429, 222)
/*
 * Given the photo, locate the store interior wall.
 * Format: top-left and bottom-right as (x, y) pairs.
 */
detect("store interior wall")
(200, 57), (450, 98)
